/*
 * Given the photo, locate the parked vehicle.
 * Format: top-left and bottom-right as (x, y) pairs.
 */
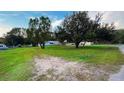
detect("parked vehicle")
(0, 44), (8, 50)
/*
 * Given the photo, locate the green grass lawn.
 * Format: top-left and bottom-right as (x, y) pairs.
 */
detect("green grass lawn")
(0, 45), (124, 80)
(41, 45), (124, 64)
(0, 48), (37, 80)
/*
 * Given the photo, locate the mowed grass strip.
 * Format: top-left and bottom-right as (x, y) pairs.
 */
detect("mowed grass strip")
(41, 45), (124, 64)
(0, 48), (37, 80)
(0, 45), (124, 80)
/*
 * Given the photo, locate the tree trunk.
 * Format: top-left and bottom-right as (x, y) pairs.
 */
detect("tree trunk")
(42, 42), (45, 49)
(75, 42), (79, 48)
(40, 43), (42, 48)
(82, 41), (86, 47)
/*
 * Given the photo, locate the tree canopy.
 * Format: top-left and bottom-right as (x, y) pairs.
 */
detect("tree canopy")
(4, 12), (121, 49)
(27, 16), (51, 48)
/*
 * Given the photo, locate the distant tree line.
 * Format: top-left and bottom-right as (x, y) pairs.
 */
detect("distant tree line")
(3, 11), (124, 48)
(5, 28), (27, 47)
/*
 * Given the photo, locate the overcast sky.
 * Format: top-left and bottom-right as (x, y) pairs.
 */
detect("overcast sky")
(0, 11), (124, 37)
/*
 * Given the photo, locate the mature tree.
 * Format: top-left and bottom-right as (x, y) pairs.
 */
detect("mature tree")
(5, 28), (26, 46)
(27, 16), (51, 48)
(38, 16), (51, 49)
(57, 12), (115, 47)
(63, 11), (92, 48)
(5, 34), (24, 47)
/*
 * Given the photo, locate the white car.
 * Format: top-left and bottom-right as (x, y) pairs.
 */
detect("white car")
(0, 44), (8, 50)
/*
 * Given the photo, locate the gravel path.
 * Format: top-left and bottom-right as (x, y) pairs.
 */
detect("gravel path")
(30, 56), (117, 81)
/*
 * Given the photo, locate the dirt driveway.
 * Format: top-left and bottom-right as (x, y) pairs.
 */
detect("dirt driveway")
(30, 56), (118, 81)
